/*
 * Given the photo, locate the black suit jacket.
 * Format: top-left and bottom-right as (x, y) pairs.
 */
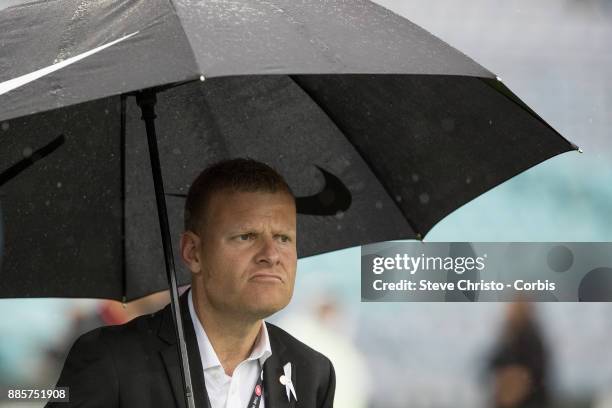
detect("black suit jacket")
(46, 290), (335, 408)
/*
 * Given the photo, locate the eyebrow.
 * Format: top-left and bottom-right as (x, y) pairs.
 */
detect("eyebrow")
(230, 225), (295, 235)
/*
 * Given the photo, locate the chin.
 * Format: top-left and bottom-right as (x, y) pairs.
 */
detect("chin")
(248, 298), (291, 319)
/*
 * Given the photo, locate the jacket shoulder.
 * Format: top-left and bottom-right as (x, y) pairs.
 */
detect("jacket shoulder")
(68, 307), (167, 357)
(265, 322), (332, 366)
(49, 309), (171, 407)
(265, 322), (336, 407)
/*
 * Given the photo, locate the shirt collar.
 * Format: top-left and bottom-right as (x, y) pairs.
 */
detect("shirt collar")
(188, 288), (272, 370)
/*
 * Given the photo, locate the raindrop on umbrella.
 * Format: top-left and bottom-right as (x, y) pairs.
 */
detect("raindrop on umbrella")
(419, 193), (430, 204)
(441, 117), (455, 132)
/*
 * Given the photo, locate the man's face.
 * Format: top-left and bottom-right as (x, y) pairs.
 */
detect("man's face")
(184, 189), (297, 320)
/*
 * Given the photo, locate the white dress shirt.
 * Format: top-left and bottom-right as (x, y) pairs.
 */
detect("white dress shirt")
(188, 289), (272, 408)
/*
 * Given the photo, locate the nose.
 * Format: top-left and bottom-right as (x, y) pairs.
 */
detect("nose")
(256, 234), (281, 265)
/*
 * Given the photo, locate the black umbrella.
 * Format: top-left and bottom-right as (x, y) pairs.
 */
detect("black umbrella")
(0, 0), (576, 406)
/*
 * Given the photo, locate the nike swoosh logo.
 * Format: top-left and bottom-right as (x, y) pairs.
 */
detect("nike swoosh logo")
(294, 166), (352, 216)
(0, 31), (138, 96)
(0, 134), (65, 187)
(167, 166), (352, 216)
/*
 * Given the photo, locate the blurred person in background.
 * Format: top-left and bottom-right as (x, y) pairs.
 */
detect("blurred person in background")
(43, 291), (171, 380)
(280, 295), (371, 408)
(487, 301), (550, 408)
(594, 386), (612, 408)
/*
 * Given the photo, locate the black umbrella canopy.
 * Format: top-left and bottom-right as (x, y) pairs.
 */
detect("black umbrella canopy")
(0, 0), (490, 117)
(0, 0), (576, 300)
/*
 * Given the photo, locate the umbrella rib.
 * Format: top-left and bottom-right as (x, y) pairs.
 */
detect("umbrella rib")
(120, 94), (127, 302)
(165, 0), (206, 82)
(0, 134), (65, 187)
(478, 78), (578, 150)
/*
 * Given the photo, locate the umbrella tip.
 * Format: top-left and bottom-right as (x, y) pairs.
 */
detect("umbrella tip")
(569, 143), (583, 153)
(495, 76), (503, 82)
(416, 233), (423, 241)
(199, 75), (206, 82)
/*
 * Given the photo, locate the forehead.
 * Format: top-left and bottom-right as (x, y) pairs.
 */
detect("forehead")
(206, 189), (296, 228)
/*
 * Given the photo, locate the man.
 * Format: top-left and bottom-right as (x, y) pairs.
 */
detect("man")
(487, 302), (549, 408)
(48, 158), (336, 408)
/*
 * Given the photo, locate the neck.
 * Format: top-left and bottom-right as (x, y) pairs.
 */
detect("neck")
(192, 288), (262, 376)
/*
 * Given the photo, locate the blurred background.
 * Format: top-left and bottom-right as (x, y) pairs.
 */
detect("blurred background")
(1, 0), (611, 407)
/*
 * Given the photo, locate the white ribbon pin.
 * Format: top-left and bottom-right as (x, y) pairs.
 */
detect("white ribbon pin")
(279, 362), (297, 402)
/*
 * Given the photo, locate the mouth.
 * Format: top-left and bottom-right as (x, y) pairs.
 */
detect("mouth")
(249, 273), (284, 283)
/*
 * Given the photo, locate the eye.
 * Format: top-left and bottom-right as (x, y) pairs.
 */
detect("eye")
(237, 233), (255, 241)
(277, 234), (291, 243)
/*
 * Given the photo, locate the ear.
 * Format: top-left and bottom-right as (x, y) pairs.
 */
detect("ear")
(180, 230), (203, 275)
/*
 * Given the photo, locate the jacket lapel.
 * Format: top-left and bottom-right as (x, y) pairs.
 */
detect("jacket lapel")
(158, 289), (210, 408)
(263, 331), (296, 408)
(158, 290), (297, 408)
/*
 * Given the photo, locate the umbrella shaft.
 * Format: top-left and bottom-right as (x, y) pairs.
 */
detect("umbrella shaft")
(136, 90), (197, 408)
